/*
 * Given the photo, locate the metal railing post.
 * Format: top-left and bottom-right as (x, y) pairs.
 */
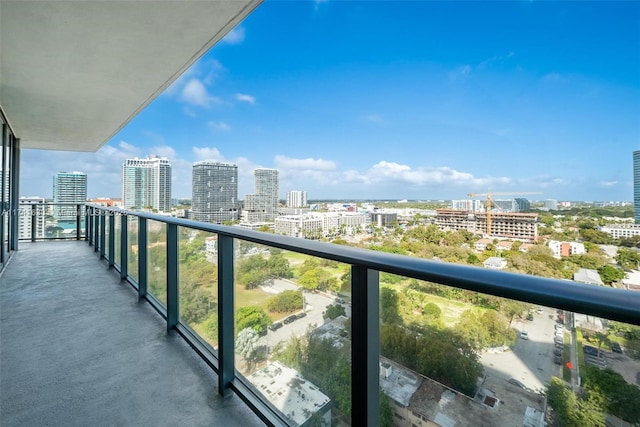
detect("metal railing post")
(86, 206), (92, 244)
(138, 217), (148, 300)
(351, 265), (380, 426)
(166, 223), (179, 334)
(76, 203), (81, 241)
(108, 211), (115, 267)
(99, 210), (106, 258)
(217, 234), (235, 397)
(120, 213), (128, 280)
(31, 204), (36, 242)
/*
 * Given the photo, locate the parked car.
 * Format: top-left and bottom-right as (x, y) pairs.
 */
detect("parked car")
(296, 312), (307, 319)
(269, 322), (283, 331)
(520, 331), (529, 340)
(554, 336), (563, 344)
(554, 323), (564, 331)
(257, 327), (267, 337)
(526, 313), (534, 321)
(554, 348), (562, 356)
(583, 345), (599, 356)
(283, 315), (297, 324)
(508, 378), (526, 389)
(555, 329), (564, 337)
(335, 298), (345, 304)
(612, 342), (623, 353)
(553, 356), (563, 365)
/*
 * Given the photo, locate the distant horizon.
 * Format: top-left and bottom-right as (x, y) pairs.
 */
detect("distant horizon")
(20, 1), (640, 202)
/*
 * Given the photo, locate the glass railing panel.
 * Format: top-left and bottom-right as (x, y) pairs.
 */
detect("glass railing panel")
(104, 211), (110, 259)
(178, 227), (218, 350)
(377, 274), (640, 426)
(545, 315), (640, 426)
(235, 240), (351, 426)
(379, 275), (547, 426)
(114, 213), (121, 268)
(127, 216), (139, 283)
(147, 220), (167, 306)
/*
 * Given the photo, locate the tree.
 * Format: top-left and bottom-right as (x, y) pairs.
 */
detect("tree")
(380, 389), (393, 427)
(266, 253), (293, 278)
(236, 327), (259, 371)
(380, 287), (401, 324)
(616, 248), (640, 270)
(323, 304), (346, 320)
(422, 302), (442, 324)
(236, 306), (271, 333)
(546, 377), (581, 426)
(597, 265), (624, 285)
(267, 290), (303, 313)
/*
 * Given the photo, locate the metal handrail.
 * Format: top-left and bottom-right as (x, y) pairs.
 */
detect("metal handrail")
(87, 204), (640, 325)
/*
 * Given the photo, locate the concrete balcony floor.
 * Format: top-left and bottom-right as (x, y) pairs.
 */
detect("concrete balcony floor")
(0, 241), (264, 426)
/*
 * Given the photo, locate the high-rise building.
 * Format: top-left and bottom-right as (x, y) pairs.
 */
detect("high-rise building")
(255, 168), (279, 221)
(514, 198), (531, 212)
(18, 197), (46, 240)
(634, 151), (640, 223)
(192, 161), (238, 223)
(122, 156), (172, 212)
(286, 190), (308, 208)
(244, 168), (279, 222)
(53, 171), (87, 220)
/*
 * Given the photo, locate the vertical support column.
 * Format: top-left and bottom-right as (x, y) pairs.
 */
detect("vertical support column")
(31, 204), (36, 242)
(9, 137), (20, 251)
(76, 204), (81, 241)
(120, 213), (128, 280)
(351, 265), (380, 426)
(99, 210), (106, 258)
(217, 234), (235, 397)
(138, 217), (148, 300)
(108, 211), (115, 267)
(166, 223), (179, 334)
(93, 207), (99, 250)
(0, 125), (7, 264)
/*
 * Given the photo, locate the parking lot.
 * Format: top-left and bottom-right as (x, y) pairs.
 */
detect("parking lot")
(480, 307), (562, 393)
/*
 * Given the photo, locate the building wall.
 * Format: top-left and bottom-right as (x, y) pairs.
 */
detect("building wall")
(122, 157), (171, 212)
(601, 223), (640, 239)
(254, 168), (279, 221)
(18, 197), (45, 240)
(635, 151), (640, 223)
(286, 190), (307, 208)
(192, 162), (238, 223)
(53, 172), (87, 220)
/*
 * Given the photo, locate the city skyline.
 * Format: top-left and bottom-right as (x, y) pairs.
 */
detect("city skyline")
(19, 1), (640, 201)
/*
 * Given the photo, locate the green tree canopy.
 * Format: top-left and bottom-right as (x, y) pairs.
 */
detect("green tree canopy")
(236, 306), (271, 334)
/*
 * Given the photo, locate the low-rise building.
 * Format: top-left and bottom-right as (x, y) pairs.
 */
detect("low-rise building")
(574, 268), (604, 286)
(548, 240), (586, 259)
(600, 223), (640, 239)
(484, 256), (507, 270)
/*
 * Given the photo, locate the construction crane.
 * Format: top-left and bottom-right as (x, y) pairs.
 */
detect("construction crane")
(467, 191), (542, 236)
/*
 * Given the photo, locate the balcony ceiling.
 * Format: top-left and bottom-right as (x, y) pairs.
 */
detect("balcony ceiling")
(0, 0), (261, 151)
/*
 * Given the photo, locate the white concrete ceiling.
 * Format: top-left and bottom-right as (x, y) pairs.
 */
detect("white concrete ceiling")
(0, 0), (261, 151)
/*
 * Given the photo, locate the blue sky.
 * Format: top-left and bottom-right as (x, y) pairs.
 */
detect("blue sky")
(21, 1), (640, 202)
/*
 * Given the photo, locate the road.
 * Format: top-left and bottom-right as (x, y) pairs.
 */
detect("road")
(481, 307), (562, 393)
(257, 288), (341, 353)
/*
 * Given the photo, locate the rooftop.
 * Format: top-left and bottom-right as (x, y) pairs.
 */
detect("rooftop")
(574, 268), (604, 286)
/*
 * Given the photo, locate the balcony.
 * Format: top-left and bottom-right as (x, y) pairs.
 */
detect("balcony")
(2, 204), (639, 426)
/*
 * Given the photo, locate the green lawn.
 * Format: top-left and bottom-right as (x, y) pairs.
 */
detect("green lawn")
(575, 329), (586, 382)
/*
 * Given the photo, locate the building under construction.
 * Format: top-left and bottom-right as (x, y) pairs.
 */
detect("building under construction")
(434, 209), (538, 242)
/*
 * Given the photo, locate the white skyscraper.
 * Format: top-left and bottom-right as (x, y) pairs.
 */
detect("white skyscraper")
(18, 197), (46, 240)
(122, 156), (172, 212)
(286, 190), (308, 208)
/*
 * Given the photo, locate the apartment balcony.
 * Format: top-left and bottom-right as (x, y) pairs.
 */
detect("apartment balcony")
(0, 240), (263, 426)
(2, 205), (639, 426)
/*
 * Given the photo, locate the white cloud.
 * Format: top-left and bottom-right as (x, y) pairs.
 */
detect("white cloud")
(274, 155), (337, 171)
(235, 93), (256, 104)
(193, 147), (224, 162)
(180, 78), (222, 107)
(345, 161), (512, 189)
(149, 145), (177, 161)
(222, 26), (245, 45)
(208, 121), (231, 131)
(600, 180), (618, 187)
